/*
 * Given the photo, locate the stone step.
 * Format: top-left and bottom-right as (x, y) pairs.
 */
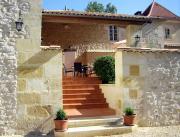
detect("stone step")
(68, 116), (122, 128)
(63, 84), (100, 89)
(63, 77), (100, 81)
(63, 80), (102, 85)
(63, 103), (108, 109)
(55, 125), (137, 137)
(65, 108), (116, 118)
(63, 89), (101, 94)
(63, 93), (104, 99)
(62, 76), (115, 118)
(63, 98), (106, 104)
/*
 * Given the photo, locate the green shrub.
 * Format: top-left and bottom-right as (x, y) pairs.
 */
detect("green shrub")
(55, 109), (67, 120)
(124, 107), (134, 116)
(93, 56), (115, 84)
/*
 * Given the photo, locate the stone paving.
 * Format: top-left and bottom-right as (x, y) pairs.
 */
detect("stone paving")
(1, 125), (180, 137)
(96, 125), (180, 137)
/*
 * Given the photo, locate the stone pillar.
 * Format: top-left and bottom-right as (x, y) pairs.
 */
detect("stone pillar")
(115, 50), (125, 114)
(15, 0), (63, 135)
(0, 0), (32, 135)
(115, 50), (123, 87)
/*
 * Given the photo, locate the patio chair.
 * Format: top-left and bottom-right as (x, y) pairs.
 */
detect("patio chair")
(87, 65), (96, 77)
(63, 64), (74, 76)
(74, 62), (83, 77)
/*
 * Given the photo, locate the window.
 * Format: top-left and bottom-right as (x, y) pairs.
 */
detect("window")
(109, 25), (118, 41)
(165, 28), (171, 39)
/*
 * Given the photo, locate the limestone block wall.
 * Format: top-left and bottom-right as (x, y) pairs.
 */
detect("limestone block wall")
(115, 49), (180, 126)
(0, 0), (31, 135)
(100, 84), (123, 115)
(15, 0), (63, 135)
(17, 49), (62, 134)
(126, 21), (180, 48)
(42, 22), (126, 49)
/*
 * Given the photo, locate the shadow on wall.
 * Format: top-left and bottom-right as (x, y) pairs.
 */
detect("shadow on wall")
(24, 115), (55, 137)
(17, 50), (59, 76)
(25, 130), (54, 137)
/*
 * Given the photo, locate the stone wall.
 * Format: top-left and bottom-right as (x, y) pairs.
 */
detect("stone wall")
(140, 52), (180, 126)
(42, 22), (126, 48)
(115, 49), (180, 126)
(0, 0), (63, 135)
(16, 0), (63, 135)
(163, 23), (180, 44)
(0, 0), (31, 135)
(42, 23), (124, 67)
(100, 84), (123, 115)
(126, 21), (180, 48)
(16, 49), (62, 135)
(79, 51), (115, 65)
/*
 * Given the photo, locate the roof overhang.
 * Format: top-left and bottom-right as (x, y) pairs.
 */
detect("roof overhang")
(42, 10), (153, 26)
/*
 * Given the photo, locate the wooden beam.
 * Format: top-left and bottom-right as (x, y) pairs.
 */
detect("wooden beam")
(42, 15), (145, 26)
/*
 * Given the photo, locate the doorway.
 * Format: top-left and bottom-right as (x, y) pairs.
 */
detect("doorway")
(63, 50), (76, 77)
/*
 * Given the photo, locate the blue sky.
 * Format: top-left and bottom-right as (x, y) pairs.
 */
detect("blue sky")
(43, 0), (180, 16)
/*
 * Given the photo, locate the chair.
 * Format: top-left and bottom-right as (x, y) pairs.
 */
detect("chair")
(63, 64), (74, 76)
(87, 65), (95, 77)
(74, 62), (83, 77)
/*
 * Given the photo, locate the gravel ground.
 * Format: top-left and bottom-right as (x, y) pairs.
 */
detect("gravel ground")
(97, 125), (180, 137)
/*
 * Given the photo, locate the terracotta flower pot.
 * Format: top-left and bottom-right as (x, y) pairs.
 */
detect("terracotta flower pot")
(123, 114), (136, 126)
(54, 119), (68, 131)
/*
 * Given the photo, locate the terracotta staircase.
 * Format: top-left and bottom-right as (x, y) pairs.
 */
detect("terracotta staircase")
(63, 77), (116, 118)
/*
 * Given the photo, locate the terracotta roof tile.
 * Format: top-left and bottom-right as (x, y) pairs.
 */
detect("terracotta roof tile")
(143, 2), (179, 19)
(43, 2), (180, 22)
(42, 10), (154, 22)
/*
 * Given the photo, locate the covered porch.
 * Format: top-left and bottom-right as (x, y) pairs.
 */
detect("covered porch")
(41, 10), (151, 118)
(41, 10), (151, 77)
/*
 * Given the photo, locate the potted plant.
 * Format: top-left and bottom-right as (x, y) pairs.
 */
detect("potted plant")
(123, 107), (136, 126)
(54, 108), (68, 131)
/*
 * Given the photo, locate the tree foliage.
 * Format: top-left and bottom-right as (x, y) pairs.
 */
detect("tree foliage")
(105, 3), (117, 14)
(85, 1), (104, 13)
(85, 1), (117, 14)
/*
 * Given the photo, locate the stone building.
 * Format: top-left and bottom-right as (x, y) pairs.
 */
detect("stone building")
(42, 1), (180, 67)
(127, 2), (180, 49)
(0, 0), (180, 136)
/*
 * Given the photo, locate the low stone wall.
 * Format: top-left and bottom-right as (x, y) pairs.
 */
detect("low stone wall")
(115, 49), (180, 126)
(100, 84), (122, 115)
(16, 49), (62, 135)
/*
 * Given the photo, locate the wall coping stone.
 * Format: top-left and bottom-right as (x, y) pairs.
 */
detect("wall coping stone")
(116, 47), (180, 53)
(40, 46), (62, 50)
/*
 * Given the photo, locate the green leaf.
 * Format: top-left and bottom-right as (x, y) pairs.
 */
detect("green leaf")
(85, 1), (105, 13)
(93, 56), (115, 84)
(56, 108), (67, 120)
